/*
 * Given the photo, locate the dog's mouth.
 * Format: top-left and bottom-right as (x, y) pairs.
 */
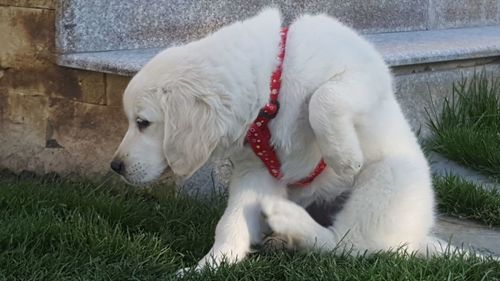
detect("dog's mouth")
(119, 166), (173, 187)
(118, 174), (148, 187)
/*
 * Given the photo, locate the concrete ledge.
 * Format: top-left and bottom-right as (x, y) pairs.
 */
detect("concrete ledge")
(367, 26), (500, 66)
(57, 48), (162, 76)
(57, 26), (500, 76)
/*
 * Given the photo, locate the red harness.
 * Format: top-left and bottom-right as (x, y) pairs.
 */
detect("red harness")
(245, 28), (327, 187)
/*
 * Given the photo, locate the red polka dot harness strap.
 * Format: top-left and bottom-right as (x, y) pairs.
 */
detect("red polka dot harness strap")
(245, 28), (327, 187)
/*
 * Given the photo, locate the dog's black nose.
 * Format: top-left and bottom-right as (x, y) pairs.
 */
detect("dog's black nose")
(110, 159), (125, 175)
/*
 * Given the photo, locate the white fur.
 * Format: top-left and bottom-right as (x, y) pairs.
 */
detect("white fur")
(112, 9), (442, 271)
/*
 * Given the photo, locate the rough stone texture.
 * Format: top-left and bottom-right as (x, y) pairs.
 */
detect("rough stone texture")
(0, 6), (54, 68)
(57, 26), (500, 76)
(367, 26), (500, 67)
(57, 48), (162, 76)
(0, 93), (49, 153)
(1, 98), (127, 176)
(394, 63), (500, 136)
(433, 216), (500, 256)
(0, 5), (128, 177)
(429, 0), (500, 29)
(0, 0), (55, 9)
(55, 0), (429, 53)
(0, 6), (106, 104)
(105, 74), (131, 106)
(46, 98), (127, 175)
(1, 66), (107, 104)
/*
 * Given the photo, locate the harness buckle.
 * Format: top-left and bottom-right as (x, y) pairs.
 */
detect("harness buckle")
(258, 101), (280, 119)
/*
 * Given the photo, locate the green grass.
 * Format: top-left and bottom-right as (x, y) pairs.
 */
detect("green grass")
(434, 174), (500, 227)
(1, 174), (500, 280)
(426, 71), (500, 177)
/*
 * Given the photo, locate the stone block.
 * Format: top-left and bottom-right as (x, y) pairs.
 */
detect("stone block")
(300, 0), (428, 33)
(0, 6), (54, 68)
(0, 93), (48, 146)
(0, 0), (55, 9)
(394, 63), (500, 137)
(56, 69), (105, 105)
(46, 98), (127, 175)
(0, 95), (125, 176)
(56, 0), (428, 53)
(106, 74), (130, 106)
(0, 93), (48, 173)
(0, 66), (106, 104)
(0, 6), (105, 104)
(429, 0), (500, 29)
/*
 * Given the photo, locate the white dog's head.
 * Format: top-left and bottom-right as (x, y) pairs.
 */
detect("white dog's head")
(111, 47), (233, 185)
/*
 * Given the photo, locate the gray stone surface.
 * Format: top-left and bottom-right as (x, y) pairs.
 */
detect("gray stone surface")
(57, 48), (162, 76)
(429, 0), (500, 29)
(433, 216), (500, 256)
(430, 153), (499, 192)
(394, 63), (500, 136)
(177, 160), (232, 198)
(57, 25), (500, 76)
(55, 0), (500, 54)
(56, 0), (429, 53)
(366, 26), (500, 67)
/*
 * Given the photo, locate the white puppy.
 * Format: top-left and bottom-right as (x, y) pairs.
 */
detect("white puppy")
(112, 9), (441, 271)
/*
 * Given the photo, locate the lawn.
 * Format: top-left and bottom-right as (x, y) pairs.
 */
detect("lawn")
(1, 173), (499, 281)
(434, 175), (500, 227)
(426, 71), (500, 178)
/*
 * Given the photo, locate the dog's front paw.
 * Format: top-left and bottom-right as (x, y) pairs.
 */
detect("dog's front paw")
(327, 153), (363, 184)
(261, 199), (313, 244)
(333, 157), (362, 176)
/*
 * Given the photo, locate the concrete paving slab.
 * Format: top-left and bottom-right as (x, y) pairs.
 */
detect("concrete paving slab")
(433, 216), (500, 256)
(430, 153), (499, 192)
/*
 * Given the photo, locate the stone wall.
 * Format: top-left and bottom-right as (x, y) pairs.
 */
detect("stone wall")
(0, 1), (131, 176)
(1, 1), (499, 180)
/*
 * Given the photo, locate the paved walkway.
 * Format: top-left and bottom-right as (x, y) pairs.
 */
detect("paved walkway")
(430, 153), (499, 192)
(430, 153), (500, 257)
(434, 216), (500, 256)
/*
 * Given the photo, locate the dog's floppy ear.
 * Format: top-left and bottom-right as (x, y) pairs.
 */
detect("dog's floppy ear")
(161, 90), (223, 178)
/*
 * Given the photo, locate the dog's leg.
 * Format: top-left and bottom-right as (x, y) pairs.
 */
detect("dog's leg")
(263, 158), (434, 255)
(261, 199), (340, 250)
(180, 169), (286, 274)
(308, 81), (365, 182)
(325, 157), (436, 254)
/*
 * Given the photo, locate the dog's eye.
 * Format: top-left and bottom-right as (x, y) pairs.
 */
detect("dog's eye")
(136, 118), (151, 131)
